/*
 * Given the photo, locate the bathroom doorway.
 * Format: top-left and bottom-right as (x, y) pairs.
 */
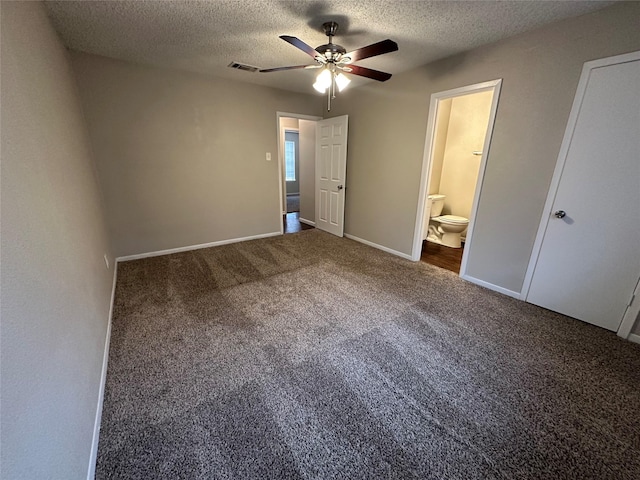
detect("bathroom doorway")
(411, 80), (502, 276)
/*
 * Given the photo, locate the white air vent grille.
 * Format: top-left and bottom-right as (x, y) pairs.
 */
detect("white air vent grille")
(228, 61), (259, 73)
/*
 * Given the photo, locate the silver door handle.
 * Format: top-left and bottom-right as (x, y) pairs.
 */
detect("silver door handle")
(337, 185), (344, 191)
(554, 210), (566, 218)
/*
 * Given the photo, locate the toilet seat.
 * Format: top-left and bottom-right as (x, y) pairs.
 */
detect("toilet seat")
(434, 215), (468, 225)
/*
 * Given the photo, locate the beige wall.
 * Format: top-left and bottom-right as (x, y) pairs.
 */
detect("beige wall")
(299, 119), (316, 223)
(71, 53), (322, 257)
(0, 2), (114, 478)
(329, 2), (640, 293)
(438, 91), (493, 220)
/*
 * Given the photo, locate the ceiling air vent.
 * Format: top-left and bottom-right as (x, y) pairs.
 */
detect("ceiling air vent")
(227, 61), (259, 73)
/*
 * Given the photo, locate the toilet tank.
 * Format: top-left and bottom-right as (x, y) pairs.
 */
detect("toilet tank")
(428, 194), (446, 217)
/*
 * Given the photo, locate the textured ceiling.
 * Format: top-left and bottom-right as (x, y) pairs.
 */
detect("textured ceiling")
(45, 0), (614, 94)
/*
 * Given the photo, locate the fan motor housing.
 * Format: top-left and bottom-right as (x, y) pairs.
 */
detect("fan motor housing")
(317, 21), (346, 60)
(315, 43), (346, 60)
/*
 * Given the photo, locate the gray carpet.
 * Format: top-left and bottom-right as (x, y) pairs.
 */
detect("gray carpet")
(97, 230), (640, 479)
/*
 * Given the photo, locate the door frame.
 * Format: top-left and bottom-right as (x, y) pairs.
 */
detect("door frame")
(520, 51), (640, 339)
(619, 278), (640, 340)
(276, 112), (322, 234)
(411, 79), (503, 283)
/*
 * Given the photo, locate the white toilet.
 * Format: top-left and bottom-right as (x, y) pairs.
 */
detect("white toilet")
(425, 194), (469, 248)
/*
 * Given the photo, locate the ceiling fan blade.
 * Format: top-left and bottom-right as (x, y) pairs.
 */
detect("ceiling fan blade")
(259, 64), (320, 73)
(280, 35), (322, 60)
(343, 64), (392, 82)
(344, 39), (398, 63)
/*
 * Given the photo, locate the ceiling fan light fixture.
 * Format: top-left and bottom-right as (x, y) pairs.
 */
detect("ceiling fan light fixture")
(257, 22), (397, 109)
(335, 72), (350, 91)
(313, 68), (332, 93)
(313, 81), (327, 94)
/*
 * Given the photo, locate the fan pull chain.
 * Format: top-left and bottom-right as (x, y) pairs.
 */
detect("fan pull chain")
(327, 71), (337, 111)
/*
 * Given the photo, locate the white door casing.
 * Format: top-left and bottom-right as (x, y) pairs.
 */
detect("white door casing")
(524, 52), (640, 333)
(316, 115), (349, 237)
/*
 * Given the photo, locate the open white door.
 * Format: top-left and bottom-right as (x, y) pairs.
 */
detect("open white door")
(315, 115), (348, 237)
(525, 52), (640, 332)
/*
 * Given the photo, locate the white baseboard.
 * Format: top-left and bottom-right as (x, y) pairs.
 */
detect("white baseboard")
(628, 333), (640, 345)
(116, 232), (281, 262)
(87, 262), (118, 480)
(299, 218), (315, 227)
(344, 233), (413, 261)
(460, 273), (521, 299)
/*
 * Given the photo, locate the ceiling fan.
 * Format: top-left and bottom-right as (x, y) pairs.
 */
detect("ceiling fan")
(259, 22), (398, 109)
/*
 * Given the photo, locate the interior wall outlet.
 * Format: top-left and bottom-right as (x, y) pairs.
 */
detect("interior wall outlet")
(103, 254), (110, 270)
(266, 152), (271, 161)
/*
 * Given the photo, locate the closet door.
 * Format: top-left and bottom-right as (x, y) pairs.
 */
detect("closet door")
(526, 53), (640, 331)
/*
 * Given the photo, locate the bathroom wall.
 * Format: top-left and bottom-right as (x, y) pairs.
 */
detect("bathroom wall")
(427, 99), (452, 195)
(438, 91), (494, 220)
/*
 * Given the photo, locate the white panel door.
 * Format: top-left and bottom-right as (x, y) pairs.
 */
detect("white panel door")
(316, 115), (348, 237)
(526, 56), (640, 331)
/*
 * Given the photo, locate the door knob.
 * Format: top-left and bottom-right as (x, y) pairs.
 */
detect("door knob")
(337, 185), (344, 190)
(554, 210), (566, 219)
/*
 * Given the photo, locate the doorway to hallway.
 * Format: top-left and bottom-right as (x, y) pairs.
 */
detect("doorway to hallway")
(275, 113), (349, 237)
(277, 112), (322, 234)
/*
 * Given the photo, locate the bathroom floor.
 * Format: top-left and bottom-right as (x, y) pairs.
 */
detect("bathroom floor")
(420, 240), (464, 273)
